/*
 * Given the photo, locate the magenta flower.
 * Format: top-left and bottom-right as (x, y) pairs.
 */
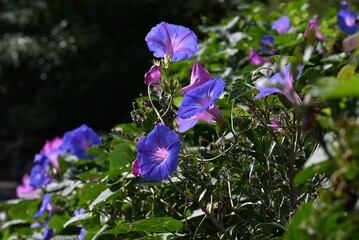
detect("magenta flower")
(60, 124), (101, 159)
(254, 64), (303, 105)
(249, 47), (270, 66)
(337, 2), (358, 34)
(40, 137), (62, 169)
(30, 154), (52, 188)
(182, 60), (211, 94)
(304, 18), (326, 41)
(144, 65), (162, 90)
(131, 158), (141, 176)
(145, 22), (198, 62)
(136, 123), (181, 182)
(271, 16), (290, 34)
(16, 174), (41, 199)
(269, 114), (283, 131)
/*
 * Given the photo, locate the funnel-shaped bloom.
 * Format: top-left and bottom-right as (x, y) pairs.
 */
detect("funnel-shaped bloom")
(16, 174), (41, 199)
(144, 65), (162, 90)
(136, 123), (180, 182)
(254, 64), (303, 104)
(40, 137), (62, 169)
(304, 18), (326, 41)
(337, 2), (358, 34)
(145, 22), (198, 62)
(34, 193), (52, 219)
(60, 124), (101, 159)
(177, 105), (221, 133)
(182, 60), (211, 93)
(30, 154), (52, 188)
(272, 16), (290, 34)
(177, 77), (226, 119)
(249, 48), (270, 66)
(259, 35), (277, 55)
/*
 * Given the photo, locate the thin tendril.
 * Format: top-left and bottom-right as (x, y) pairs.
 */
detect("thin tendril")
(147, 82), (164, 124)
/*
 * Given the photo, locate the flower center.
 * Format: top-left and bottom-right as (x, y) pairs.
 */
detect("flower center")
(153, 147), (169, 162)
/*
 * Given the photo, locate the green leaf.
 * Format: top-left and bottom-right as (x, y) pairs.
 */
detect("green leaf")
(337, 64), (356, 82)
(79, 182), (107, 206)
(325, 74), (359, 98)
(48, 214), (71, 232)
(294, 161), (330, 186)
(284, 201), (314, 240)
(131, 217), (183, 233)
(89, 185), (122, 210)
(108, 143), (135, 181)
(229, 79), (255, 100)
(63, 212), (93, 228)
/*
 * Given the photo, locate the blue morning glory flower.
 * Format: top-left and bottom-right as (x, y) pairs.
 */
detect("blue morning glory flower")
(60, 124), (101, 159)
(258, 35), (277, 55)
(271, 16), (290, 34)
(136, 123), (181, 182)
(177, 77), (226, 119)
(34, 193), (52, 219)
(30, 154), (52, 188)
(145, 22), (198, 62)
(254, 64), (303, 105)
(337, 2), (358, 34)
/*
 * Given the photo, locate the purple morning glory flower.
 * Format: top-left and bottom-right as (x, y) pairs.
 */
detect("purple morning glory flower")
(271, 16), (290, 34)
(337, 2), (358, 34)
(43, 213), (54, 240)
(16, 174), (41, 199)
(40, 137), (62, 169)
(144, 65), (162, 90)
(249, 47), (270, 66)
(30, 154), (52, 188)
(182, 60), (212, 94)
(176, 105), (221, 133)
(60, 124), (101, 159)
(145, 22), (198, 62)
(258, 35), (276, 55)
(131, 158), (141, 176)
(177, 77), (226, 119)
(254, 64), (303, 105)
(34, 193), (52, 219)
(136, 123), (181, 182)
(304, 18), (326, 41)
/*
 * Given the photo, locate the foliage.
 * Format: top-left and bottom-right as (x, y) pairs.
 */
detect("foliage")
(1, 0), (359, 239)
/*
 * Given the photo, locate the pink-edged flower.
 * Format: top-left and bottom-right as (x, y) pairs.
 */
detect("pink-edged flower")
(145, 22), (198, 62)
(177, 105), (221, 133)
(304, 18), (326, 42)
(182, 60), (212, 94)
(16, 174), (41, 199)
(254, 64), (303, 105)
(40, 137), (62, 169)
(249, 47), (270, 66)
(136, 123), (181, 182)
(271, 16), (290, 34)
(269, 114), (283, 131)
(337, 2), (358, 34)
(144, 65), (162, 90)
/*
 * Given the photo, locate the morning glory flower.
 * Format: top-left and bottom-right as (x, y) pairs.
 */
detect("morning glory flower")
(249, 47), (270, 66)
(177, 77), (226, 119)
(258, 35), (277, 55)
(182, 60), (211, 94)
(131, 158), (141, 176)
(34, 193), (52, 219)
(40, 137), (62, 169)
(176, 105), (221, 133)
(136, 123), (181, 182)
(30, 154), (52, 188)
(60, 124), (101, 159)
(254, 64), (303, 105)
(144, 65), (162, 90)
(337, 2), (358, 34)
(16, 174), (40, 199)
(145, 22), (198, 62)
(271, 16), (290, 34)
(304, 18), (326, 42)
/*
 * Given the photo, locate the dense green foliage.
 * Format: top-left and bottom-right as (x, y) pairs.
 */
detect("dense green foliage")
(1, 0), (359, 239)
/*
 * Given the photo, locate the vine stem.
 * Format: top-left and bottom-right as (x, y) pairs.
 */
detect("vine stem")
(147, 83), (164, 124)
